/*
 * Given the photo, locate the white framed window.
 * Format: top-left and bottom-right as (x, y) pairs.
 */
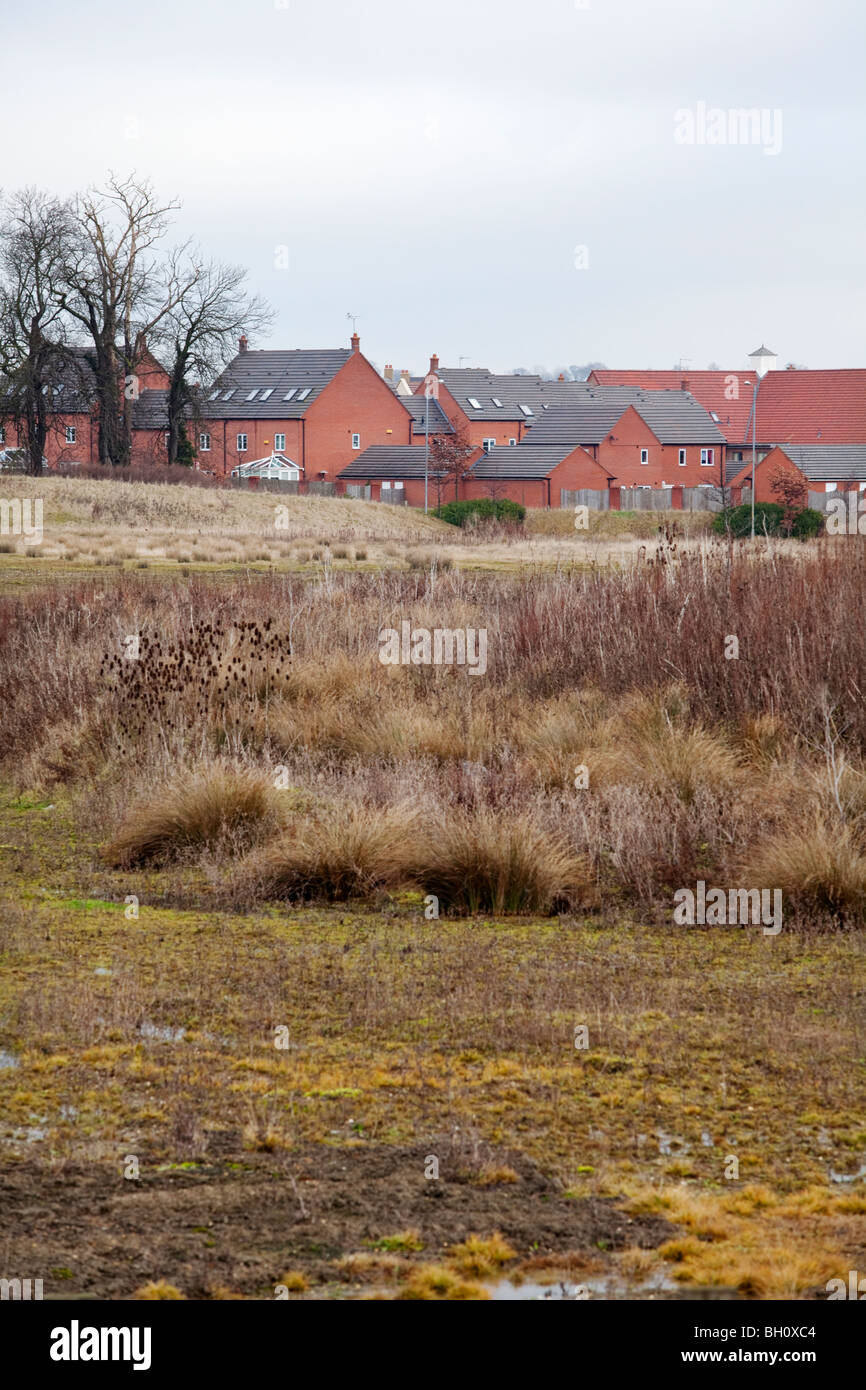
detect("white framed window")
(237, 433), (248, 452)
(700, 448), (714, 467)
(351, 432), (361, 449)
(509, 437), (517, 446)
(826, 482), (837, 493)
(164, 432), (171, 448)
(483, 438), (496, 452)
(283, 388), (297, 402)
(274, 433), (286, 452)
(65, 426), (76, 444)
(678, 448), (686, 466)
(519, 404), (533, 417)
(640, 448), (649, 465)
(468, 397), (482, 410)
(199, 432), (211, 452)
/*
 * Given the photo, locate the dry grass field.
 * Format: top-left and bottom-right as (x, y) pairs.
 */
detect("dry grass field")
(0, 477), (863, 1300)
(0, 473), (720, 583)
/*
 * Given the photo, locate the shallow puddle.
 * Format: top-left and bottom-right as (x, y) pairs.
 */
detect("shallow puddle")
(490, 1270), (679, 1300)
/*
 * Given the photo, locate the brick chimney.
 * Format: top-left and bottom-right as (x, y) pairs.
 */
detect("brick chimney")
(429, 353), (439, 374)
(239, 334), (248, 353)
(383, 363), (393, 382)
(400, 369), (410, 385)
(351, 332), (360, 353)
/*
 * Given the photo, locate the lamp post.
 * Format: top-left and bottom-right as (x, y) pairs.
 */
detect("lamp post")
(424, 383), (430, 515)
(747, 345), (777, 538)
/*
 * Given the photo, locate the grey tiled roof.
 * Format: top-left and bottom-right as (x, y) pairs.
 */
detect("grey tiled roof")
(400, 396), (454, 435)
(433, 368), (549, 422)
(469, 444), (586, 478)
(338, 445), (447, 480)
(1, 346), (99, 414)
(524, 385), (727, 446)
(203, 349), (351, 418)
(771, 445), (866, 482)
(131, 389), (175, 429)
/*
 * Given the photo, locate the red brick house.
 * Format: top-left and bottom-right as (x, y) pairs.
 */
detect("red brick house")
(590, 367), (866, 476)
(337, 440), (611, 509)
(1, 343), (170, 468)
(522, 385), (727, 489)
(335, 444), (482, 508)
(190, 334), (413, 480)
(463, 444), (613, 508)
(728, 445), (866, 503)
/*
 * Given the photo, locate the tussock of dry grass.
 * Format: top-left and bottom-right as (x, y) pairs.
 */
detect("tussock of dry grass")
(393, 1264), (491, 1300)
(584, 691), (745, 803)
(244, 802), (418, 902)
(418, 809), (595, 915)
(102, 764), (282, 867)
(742, 818), (866, 925)
(133, 1281), (185, 1300)
(447, 1231), (517, 1277)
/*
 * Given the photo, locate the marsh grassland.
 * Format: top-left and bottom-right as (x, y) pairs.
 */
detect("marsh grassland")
(0, 479), (864, 1299)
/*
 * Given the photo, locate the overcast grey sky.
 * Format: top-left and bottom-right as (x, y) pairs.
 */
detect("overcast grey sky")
(4, 0), (864, 373)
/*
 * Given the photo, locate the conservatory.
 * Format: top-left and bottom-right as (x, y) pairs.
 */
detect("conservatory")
(230, 453), (303, 482)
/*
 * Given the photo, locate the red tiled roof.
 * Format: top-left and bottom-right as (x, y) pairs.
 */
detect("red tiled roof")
(589, 369), (866, 446)
(755, 370), (866, 446)
(587, 370), (757, 443)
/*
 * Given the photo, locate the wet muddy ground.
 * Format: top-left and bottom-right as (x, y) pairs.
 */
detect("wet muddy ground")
(0, 1141), (676, 1300)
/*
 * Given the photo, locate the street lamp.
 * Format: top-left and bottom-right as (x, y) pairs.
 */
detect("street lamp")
(747, 345), (777, 538)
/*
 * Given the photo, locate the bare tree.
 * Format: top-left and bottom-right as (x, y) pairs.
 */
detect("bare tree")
(0, 188), (77, 475)
(429, 420), (477, 504)
(154, 259), (273, 465)
(60, 173), (199, 466)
